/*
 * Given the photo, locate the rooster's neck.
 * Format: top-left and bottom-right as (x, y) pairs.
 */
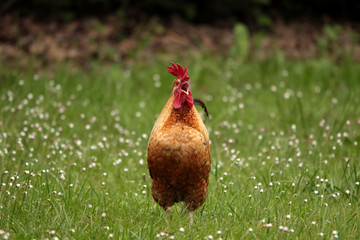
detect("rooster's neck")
(149, 91), (207, 140)
(163, 93), (194, 127)
(169, 93), (192, 118)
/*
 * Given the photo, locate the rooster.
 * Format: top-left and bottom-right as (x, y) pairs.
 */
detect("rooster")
(147, 63), (211, 225)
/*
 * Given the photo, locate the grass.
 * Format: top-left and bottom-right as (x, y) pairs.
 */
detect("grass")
(0, 55), (360, 239)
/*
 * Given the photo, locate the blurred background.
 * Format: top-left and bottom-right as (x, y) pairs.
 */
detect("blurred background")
(1, 0), (360, 66)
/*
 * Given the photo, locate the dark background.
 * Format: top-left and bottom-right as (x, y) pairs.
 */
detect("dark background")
(2, 0), (360, 26)
(2, 0), (360, 66)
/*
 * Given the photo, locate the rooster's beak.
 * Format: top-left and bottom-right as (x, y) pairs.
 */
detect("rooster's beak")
(181, 82), (190, 95)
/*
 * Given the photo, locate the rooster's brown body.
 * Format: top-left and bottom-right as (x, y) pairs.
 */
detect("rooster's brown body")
(147, 63), (211, 215)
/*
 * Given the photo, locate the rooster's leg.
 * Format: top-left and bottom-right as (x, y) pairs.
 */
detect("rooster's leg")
(166, 207), (172, 233)
(189, 211), (194, 225)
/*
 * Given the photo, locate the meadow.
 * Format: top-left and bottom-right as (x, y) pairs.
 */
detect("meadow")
(0, 55), (360, 239)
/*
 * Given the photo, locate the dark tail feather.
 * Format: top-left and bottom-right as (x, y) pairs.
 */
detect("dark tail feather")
(194, 98), (209, 118)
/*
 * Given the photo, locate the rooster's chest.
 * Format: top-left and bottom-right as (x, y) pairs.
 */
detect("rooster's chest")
(148, 125), (208, 168)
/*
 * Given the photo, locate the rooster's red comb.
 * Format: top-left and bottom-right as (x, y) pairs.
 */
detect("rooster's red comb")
(167, 62), (190, 82)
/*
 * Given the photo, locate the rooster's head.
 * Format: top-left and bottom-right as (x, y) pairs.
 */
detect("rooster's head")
(167, 62), (193, 109)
